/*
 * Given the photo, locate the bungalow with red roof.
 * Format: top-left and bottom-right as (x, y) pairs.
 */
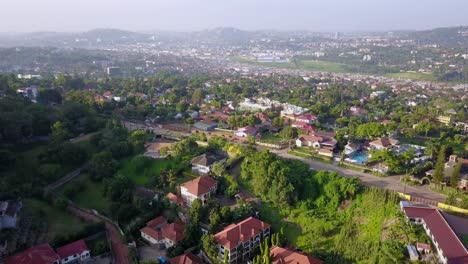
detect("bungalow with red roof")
(140, 216), (185, 248)
(170, 253), (203, 264)
(180, 176), (217, 206)
(401, 204), (468, 264)
(213, 217), (270, 264)
(5, 244), (60, 264)
(368, 137), (399, 151)
(295, 113), (318, 124)
(270, 246), (323, 264)
(234, 126), (258, 138)
(56, 239), (91, 264)
(291, 121), (316, 133)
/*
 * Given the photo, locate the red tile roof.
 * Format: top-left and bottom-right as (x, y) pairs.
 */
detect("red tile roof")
(270, 246), (323, 264)
(56, 239), (89, 259)
(146, 216), (167, 228)
(141, 226), (164, 241)
(170, 253), (203, 264)
(162, 221), (185, 243)
(5, 244), (60, 264)
(402, 206), (468, 263)
(214, 217), (270, 250)
(181, 176), (217, 196)
(166, 193), (185, 207)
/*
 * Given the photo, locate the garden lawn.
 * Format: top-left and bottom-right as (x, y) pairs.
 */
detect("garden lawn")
(118, 156), (178, 186)
(384, 72), (436, 81)
(24, 198), (87, 241)
(58, 174), (111, 215)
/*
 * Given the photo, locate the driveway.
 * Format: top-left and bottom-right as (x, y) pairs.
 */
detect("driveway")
(138, 245), (167, 262)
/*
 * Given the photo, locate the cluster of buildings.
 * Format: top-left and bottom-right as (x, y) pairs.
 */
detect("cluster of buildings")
(5, 240), (91, 264)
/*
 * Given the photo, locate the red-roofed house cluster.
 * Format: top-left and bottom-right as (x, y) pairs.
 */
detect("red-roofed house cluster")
(400, 202), (468, 264)
(140, 216), (185, 249)
(5, 239), (91, 264)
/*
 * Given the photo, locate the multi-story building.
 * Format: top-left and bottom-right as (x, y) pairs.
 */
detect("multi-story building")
(214, 217), (270, 264)
(401, 203), (468, 264)
(180, 176), (217, 206)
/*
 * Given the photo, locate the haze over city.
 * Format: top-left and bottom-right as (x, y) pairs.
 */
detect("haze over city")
(1, 0), (468, 32)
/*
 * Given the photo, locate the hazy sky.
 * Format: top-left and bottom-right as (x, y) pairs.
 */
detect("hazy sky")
(2, 0), (468, 32)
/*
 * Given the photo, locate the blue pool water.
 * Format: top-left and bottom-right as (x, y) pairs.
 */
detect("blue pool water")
(349, 152), (369, 164)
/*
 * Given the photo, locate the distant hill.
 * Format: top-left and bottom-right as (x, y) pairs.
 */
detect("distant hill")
(408, 26), (468, 48)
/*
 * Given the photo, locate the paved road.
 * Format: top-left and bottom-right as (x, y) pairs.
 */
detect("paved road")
(271, 149), (447, 202)
(123, 120), (447, 202)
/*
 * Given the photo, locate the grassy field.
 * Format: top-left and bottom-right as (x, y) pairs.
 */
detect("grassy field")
(24, 198), (88, 240)
(231, 56), (348, 73)
(232, 56), (443, 82)
(118, 156), (178, 186)
(384, 72), (436, 81)
(58, 174), (111, 215)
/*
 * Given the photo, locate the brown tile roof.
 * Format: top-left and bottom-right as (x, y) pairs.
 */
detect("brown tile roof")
(56, 239), (89, 259)
(214, 217), (270, 250)
(403, 206), (468, 263)
(140, 226), (163, 241)
(369, 137), (399, 147)
(166, 193), (185, 207)
(270, 246), (323, 264)
(162, 221), (185, 243)
(146, 216), (167, 229)
(170, 253), (203, 264)
(181, 176), (217, 196)
(5, 244), (60, 264)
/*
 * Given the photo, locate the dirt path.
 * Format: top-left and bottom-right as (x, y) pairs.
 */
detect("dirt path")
(68, 206), (130, 264)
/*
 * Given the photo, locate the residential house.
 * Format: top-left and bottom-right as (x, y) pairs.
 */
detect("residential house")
(344, 143), (360, 156)
(5, 244), (60, 264)
(180, 176), (217, 206)
(214, 217), (270, 264)
(170, 253), (203, 264)
(0, 200), (22, 230)
(234, 126), (258, 138)
(270, 246), (323, 264)
(425, 155), (468, 189)
(134, 186), (160, 205)
(56, 239), (91, 264)
(368, 137), (399, 151)
(401, 204), (468, 264)
(190, 153), (226, 175)
(193, 121), (218, 131)
(436, 115), (452, 126)
(140, 216), (185, 248)
(295, 113), (318, 124)
(102, 91), (113, 101)
(135, 92), (148, 101)
(295, 132), (337, 152)
(166, 193), (185, 208)
(291, 121), (316, 133)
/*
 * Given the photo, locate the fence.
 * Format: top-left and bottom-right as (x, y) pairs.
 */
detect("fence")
(397, 192), (468, 215)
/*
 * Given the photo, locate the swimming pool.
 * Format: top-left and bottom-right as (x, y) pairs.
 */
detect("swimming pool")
(349, 152), (369, 164)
